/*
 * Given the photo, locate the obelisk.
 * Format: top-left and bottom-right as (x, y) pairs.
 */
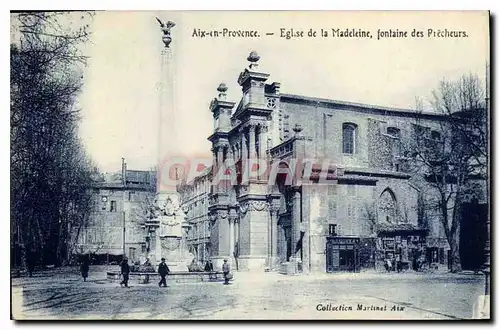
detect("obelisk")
(154, 17), (191, 270)
(156, 17), (178, 196)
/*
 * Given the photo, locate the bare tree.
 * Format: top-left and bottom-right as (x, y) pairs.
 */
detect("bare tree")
(403, 73), (487, 273)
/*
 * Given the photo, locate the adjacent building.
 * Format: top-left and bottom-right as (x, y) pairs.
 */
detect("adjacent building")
(71, 159), (156, 264)
(177, 167), (212, 265)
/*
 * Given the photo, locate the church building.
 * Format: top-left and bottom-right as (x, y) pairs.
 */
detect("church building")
(179, 51), (466, 273)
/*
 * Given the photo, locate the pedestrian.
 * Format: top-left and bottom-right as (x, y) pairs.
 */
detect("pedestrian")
(80, 256), (90, 282)
(120, 258), (130, 288)
(204, 260), (214, 272)
(158, 258), (170, 287)
(222, 259), (231, 285)
(384, 257), (392, 272)
(396, 254), (402, 273)
(26, 250), (35, 278)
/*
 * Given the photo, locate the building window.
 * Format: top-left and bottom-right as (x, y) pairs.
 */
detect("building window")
(110, 201), (116, 212)
(329, 224), (337, 236)
(378, 189), (397, 224)
(342, 123), (357, 154)
(431, 130), (441, 140)
(347, 185), (356, 197)
(328, 200), (337, 218)
(347, 202), (356, 218)
(387, 127), (400, 139)
(328, 185), (337, 196)
(387, 127), (402, 170)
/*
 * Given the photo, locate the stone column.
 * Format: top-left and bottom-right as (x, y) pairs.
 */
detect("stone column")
(270, 207), (279, 269)
(291, 187), (302, 272)
(258, 125), (268, 180)
(229, 217), (235, 261)
(155, 228), (162, 265)
(214, 209), (230, 270)
(217, 146), (224, 168)
(211, 147), (218, 193)
(241, 131), (248, 183)
(249, 124), (257, 161)
(217, 145), (225, 192)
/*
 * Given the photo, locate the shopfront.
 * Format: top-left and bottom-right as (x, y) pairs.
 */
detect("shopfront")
(325, 236), (360, 272)
(377, 228), (427, 271)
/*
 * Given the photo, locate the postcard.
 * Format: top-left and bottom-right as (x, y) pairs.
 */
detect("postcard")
(10, 10), (490, 320)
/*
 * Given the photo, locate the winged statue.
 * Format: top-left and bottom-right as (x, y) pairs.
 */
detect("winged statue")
(155, 17), (176, 48)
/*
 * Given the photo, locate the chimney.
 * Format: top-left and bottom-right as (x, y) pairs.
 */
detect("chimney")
(121, 158), (127, 185)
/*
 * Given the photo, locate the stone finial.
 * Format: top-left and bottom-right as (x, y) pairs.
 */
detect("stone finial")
(292, 123), (303, 135)
(247, 50), (260, 69)
(217, 82), (228, 100)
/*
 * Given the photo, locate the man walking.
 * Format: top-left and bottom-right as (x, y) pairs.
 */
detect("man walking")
(80, 256), (90, 282)
(120, 258), (130, 288)
(222, 259), (230, 285)
(158, 258), (170, 287)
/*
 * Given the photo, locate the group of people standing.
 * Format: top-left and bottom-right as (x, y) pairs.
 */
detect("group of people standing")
(204, 259), (231, 284)
(117, 257), (170, 288)
(78, 257), (232, 286)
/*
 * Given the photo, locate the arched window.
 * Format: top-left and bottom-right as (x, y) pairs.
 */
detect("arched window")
(431, 130), (441, 141)
(378, 188), (397, 224)
(387, 127), (400, 139)
(342, 123), (357, 154)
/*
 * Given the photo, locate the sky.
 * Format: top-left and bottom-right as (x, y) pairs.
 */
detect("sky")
(77, 11), (489, 172)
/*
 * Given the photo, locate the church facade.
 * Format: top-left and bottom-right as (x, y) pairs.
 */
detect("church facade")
(178, 51), (470, 273)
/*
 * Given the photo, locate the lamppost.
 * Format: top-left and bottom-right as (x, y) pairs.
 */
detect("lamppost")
(122, 210), (126, 258)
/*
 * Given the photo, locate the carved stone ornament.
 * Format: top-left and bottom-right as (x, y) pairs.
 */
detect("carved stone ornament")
(162, 215), (180, 227)
(247, 50), (260, 63)
(217, 210), (228, 219)
(250, 201), (269, 212)
(238, 71), (250, 85)
(228, 208), (239, 222)
(208, 212), (217, 224)
(239, 201), (249, 215)
(268, 200), (281, 215)
(239, 200), (269, 213)
(161, 237), (180, 251)
(156, 17), (175, 48)
(162, 196), (179, 217)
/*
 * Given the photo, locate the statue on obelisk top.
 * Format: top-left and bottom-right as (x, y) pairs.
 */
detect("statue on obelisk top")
(155, 17), (176, 48)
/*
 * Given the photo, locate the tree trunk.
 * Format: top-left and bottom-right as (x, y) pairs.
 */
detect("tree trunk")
(449, 232), (462, 273)
(449, 191), (463, 273)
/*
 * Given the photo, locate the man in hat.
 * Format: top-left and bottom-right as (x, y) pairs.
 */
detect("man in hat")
(158, 258), (170, 287)
(222, 259), (230, 285)
(120, 257), (130, 288)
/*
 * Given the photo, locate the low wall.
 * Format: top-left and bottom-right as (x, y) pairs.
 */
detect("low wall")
(107, 271), (231, 284)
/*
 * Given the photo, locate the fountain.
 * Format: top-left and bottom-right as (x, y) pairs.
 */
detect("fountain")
(148, 193), (193, 271)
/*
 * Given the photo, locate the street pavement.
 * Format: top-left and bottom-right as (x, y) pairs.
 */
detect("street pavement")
(11, 266), (487, 320)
